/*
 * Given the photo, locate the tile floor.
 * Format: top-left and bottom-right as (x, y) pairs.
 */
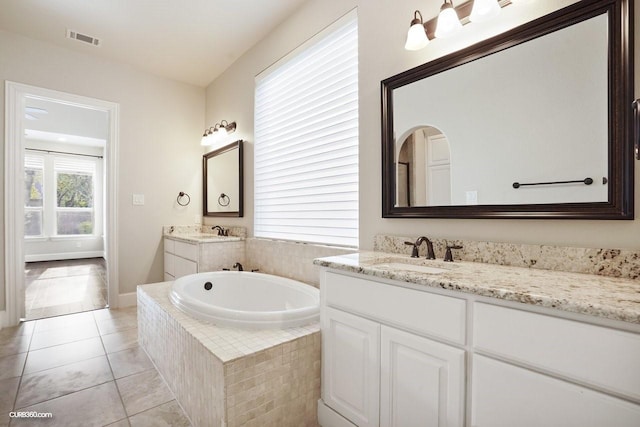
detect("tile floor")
(0, 307), (192, 426)
(24, 258), (108, 320)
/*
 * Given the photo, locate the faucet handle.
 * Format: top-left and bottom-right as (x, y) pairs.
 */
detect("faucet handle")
(444, 243), (463, 262)
(404, 241), (419, 258)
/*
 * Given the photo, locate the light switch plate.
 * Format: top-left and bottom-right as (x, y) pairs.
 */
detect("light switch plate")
(132, 194), (145, 206)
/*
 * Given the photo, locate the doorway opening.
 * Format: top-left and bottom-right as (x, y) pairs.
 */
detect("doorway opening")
(5, 82), (119, 326)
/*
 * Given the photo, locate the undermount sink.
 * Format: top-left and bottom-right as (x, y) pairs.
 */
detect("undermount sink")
(372, 262), (449, 275)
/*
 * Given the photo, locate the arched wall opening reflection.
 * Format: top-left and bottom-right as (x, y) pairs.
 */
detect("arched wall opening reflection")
(395, 126), (452, 207)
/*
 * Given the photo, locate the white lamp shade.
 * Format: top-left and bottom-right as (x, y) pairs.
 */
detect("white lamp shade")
(434, 6), (462, 38)
(217, 127), (228, 137)
(200, 134), (210, 146)
(470, 0), (501, 23)
(405, 23), (429, 50)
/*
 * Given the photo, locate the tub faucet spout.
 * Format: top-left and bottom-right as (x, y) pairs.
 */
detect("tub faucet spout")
(212, 225), (228, 236)
(233, 262), (243, 271)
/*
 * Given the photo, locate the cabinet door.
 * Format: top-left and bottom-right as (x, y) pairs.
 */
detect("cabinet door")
(323, 307), (380, 427)
(380, 326), (465, 427)
(471, 355), (640, 427)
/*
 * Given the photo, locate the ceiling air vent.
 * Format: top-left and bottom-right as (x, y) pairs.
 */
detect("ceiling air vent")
(66, 29), (101, 47)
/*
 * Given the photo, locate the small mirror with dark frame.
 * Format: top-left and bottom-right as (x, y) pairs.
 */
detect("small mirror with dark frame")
(203, 140), (244, 217)
(382, 0), (634, 219)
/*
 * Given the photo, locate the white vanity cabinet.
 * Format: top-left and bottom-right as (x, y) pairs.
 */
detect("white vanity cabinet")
(320, 271), (466, 427)
(318, 269), (640, 427)
(163, 238), (198, 280)
(471, 302), (640, 427)
(163, 236), (246, 280)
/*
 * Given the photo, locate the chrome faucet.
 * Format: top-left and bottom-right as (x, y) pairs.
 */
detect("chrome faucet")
(232, 262), (243, 271)
(404, 236), (436, 259)
(211, 225), (228, 236)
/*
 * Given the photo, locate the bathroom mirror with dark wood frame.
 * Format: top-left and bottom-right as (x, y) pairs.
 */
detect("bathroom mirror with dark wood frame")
(203, 140), (244, 217)
(382, 0), (634, 219)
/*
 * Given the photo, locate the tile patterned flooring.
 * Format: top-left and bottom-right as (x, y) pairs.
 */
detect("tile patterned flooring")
(24, 258), (108, 321)
(0, 307), (192, 426)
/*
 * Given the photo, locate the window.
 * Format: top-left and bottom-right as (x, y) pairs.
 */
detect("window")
(24, 152), (101, 238)
(254, 12), (359, 247)
(55, 158), (95, 235)
(24, 155), (44, 236)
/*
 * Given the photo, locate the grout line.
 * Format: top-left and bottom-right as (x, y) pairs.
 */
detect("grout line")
(98, 310), (131, 422)
(10, 321), (37, 417)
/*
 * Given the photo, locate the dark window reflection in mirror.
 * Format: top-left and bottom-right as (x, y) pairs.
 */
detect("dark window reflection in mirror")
(203, 140), (243, 217)
(382, 0), (633, 219)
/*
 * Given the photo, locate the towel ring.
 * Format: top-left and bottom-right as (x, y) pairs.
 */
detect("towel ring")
(177, 192), (191, 206)
(218, 193), (230, 207)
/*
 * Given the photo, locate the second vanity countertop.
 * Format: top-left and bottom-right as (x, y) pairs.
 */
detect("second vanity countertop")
(164, 232), (243, 244)
(314, 251), (640, 325)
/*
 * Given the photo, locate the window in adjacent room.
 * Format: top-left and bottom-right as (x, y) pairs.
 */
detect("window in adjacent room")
(254, 10), (359, 247)
(24, 152), (101, 238)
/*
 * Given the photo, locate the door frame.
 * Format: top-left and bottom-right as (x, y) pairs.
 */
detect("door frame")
(4, 81), (120, 326)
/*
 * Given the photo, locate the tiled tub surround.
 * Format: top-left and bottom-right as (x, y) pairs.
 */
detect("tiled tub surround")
(314, 251), (640, 324)
(138, 283), (321, 427)
(245, 238), (354, 287)
(375, 234), (640, 280)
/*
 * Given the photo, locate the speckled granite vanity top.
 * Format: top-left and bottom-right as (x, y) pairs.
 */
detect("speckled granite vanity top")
(164, 232), (243, 243)
(314, 252), (640, 325)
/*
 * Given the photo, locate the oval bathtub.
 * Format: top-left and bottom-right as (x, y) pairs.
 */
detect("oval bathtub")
(169, 271), (319, 329)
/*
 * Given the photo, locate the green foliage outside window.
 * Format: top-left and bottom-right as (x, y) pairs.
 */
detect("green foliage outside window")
(57, 173), (93, 208)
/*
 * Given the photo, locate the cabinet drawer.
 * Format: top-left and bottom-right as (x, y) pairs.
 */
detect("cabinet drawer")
(473, 302), (640, 401)
(325, 272), (466, 344)
(164, 252), (175, 276)
(472, 355), (640, 427)
(174, 241), (198, 261)
(164, 237), (175, 254)
(174, 256), (197, 278)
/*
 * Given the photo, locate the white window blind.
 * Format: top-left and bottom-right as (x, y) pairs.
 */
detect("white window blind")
(25, 154), (44, 170)
(254, 12), (358, 247)
(54, 157), (96, 174)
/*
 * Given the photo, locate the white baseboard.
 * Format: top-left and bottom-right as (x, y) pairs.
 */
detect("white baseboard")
(317, 400), (356, 427)
(25, 251), (105, 263)
(118, 292), (137, 308)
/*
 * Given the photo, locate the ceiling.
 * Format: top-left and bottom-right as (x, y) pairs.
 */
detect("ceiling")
(0, 0), (309, 87)
(24, 97), (109, 147)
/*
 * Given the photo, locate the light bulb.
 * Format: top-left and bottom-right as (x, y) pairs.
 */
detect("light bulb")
(405, 19), (429, 51)
(200, 133), (210, 146)
(470, 0), (501, 23)
(434, 2), (462, 39)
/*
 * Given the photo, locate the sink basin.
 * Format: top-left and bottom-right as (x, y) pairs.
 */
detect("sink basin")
(372, 262), (449, 275)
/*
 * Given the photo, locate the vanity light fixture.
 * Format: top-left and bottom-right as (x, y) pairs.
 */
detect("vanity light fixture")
(404, 0), (515, 51)
(200, 120), (237, 146)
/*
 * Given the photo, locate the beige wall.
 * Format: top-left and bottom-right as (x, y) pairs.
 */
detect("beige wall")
(204, 0), (640, 251)
(1, 30), (205, 309)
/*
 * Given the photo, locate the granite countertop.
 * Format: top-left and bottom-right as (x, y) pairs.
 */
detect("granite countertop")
(314, 251), (640, 325)
(164, 232), (244, 243)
